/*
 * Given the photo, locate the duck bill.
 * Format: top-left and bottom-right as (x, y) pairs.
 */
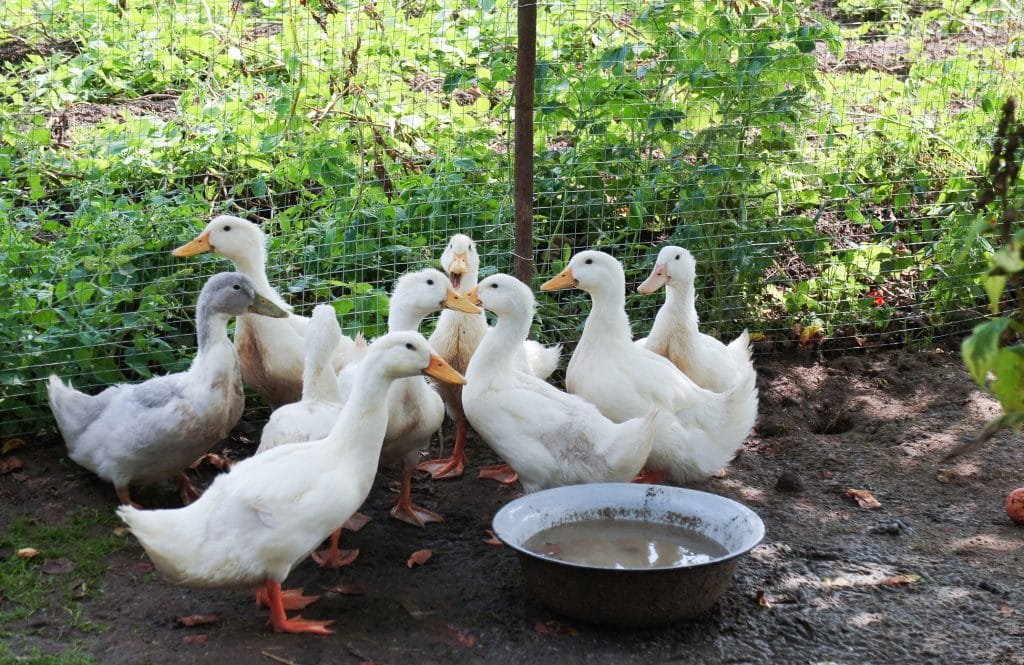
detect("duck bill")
(248, 294), (289, 318)
(463, 286), (481, 307)
(423, 353), (467, 385)
(445, 287), (481, 313)
(540, 267), (576, 291)
(172, 230), (213, 257)
(637, 263), (668, 294)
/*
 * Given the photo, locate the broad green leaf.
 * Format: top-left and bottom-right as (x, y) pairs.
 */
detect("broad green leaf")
(962, 318), (1011, 386)
(985, 272), (1007, 313)
(991, 346), (1024, 413)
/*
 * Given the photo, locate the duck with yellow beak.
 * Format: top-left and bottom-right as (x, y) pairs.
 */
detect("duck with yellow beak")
(541, 250), (758, 485)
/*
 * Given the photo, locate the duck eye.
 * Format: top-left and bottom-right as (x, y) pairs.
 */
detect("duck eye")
(223, 225), (231, 232)
(675, 254), (680, 260)
(585, 258), (593, 265)
(405, 343), (415, 350)
(427, 279), (434, 285)
(232, 284), (241, 291)
(491, 283), (498, 288)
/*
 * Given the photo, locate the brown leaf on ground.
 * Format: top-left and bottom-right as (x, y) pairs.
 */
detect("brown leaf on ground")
(997, 602), (1014, 617)
(756, 589), (772, 608)
(0, 457), (23, 474)
(17, 547), (38, 558)
(845, 488), (881, 509)
(176, 614), (219, 627)
(1, 438), (27, 454)
(533, 619), (578, 637)
(443, 623), (477, 648)
(42, 558), (75, 575)
(407, 549), (432, 568)
(880, 574), (921, 586)
(71, 580), (88, 599)
(344, 512), (372, 532)
(182, 634), (208, 644)
(482, 530), (503, 546)
(328, 582), (368, 595)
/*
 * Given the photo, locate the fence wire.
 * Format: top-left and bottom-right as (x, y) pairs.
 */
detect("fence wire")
(0, 0), (1021, 437)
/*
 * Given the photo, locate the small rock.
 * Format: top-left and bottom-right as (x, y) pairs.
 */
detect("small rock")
(775, 470), (805, 493)
(869, 520), (910, 536)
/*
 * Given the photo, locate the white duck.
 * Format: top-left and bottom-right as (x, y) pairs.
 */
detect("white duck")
(418, 233), (561, 480)
(172, 215), (362, 408)
(117, 332), (466, 635)
(463, 274), (657, 493)
(48, 272), (287, 507)
(541, 250), (758, 483)
(636, 246), (753, 393)
(257, 304), (345, 453)
(335, 268), (480, 526)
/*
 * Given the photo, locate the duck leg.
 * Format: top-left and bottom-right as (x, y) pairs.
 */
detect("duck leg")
(115, 486), (141, 509)
(176, 471), (202, 505)
(633, 467), (667, 484)
(255, 585), (319, 611)
(390, 461), (443, 527)
(310, 528), (360, 568)
(262, 581), (334, 635)
(477, 464), (519, 484)
(416, 415), (468, 479)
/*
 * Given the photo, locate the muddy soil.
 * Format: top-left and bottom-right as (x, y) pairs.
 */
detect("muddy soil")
(2, 348), (1022, 664)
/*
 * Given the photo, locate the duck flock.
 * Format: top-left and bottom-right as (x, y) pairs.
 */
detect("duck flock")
(46, 214), (759, 634)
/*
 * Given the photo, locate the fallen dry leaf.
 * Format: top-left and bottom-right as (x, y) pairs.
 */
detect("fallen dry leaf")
(407, 549), (432, 568)
(1, 438), (27, 455)
(328, 582), (368, 596)
(42, 558), (75, 575)
(113, 527), (130, 537)
(182, 634), (208, 644)
(880, 574), (921, 587)
(482, 530), (503, 546)
(997, 602), (1014, 617)
(443, 623), (477, 648)
(533, 620), (578, 637)
(0, 456), (23, 474)
(17, 547), (38, 559)
(344, 512), (372, 532)
(845, 488), (881, 509)
(132, 562), (154, 573)
(176, 614), (220, 627)
(71, 580), (88, 600)
(756, 590), (772, 609)
(821, 470), (834, 479)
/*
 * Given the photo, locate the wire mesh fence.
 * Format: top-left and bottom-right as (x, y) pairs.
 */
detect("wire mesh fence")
(1, 0), (1021, 437)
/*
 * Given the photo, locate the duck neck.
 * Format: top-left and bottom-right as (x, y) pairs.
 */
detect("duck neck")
(304, 343), (342, 401)
(581, 279), (633, 346)
(388, 304), (427, 333)
(192, 310), (237, 375)
(665, 280), (699, 332)
(228, 250), (289, 309)
(471, 306), (530, 377)
(325, 364), (393, 483)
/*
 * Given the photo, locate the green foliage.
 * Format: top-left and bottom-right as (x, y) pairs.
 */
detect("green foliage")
(959, 98), (1024, 439)
(0, 0), (1016, 432)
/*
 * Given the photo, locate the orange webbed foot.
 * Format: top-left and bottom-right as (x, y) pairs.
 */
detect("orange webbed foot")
(176, 472), (202, 505)
(632, 467), (667, 484)
(477, 464), (518, 484)
(311, 547), (360, 569)
(262, 581), (333, 635)
(415, 455), (466, 479)
(390, 501), (443, 528)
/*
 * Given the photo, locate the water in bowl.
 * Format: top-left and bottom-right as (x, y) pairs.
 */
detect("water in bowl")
(523, 518), (728, 569)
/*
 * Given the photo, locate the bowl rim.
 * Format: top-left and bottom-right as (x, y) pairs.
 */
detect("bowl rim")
(491, 483), (766, 572)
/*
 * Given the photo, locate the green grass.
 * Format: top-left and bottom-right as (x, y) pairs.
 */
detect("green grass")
(0, 507), (125, 627)
(0, 644), (103, 665)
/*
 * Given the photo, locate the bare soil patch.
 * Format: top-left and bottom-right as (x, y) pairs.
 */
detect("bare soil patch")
(2, 348), (1022, 664)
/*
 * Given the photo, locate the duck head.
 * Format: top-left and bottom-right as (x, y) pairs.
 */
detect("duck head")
(440, 234), (480, 293)
(637, 246), (696, 294)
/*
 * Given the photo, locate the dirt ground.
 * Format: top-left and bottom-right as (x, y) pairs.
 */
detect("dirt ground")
(2, 347), (1022, 664)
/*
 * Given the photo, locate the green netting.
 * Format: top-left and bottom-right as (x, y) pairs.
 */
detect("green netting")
(1, 0), (1022, 436)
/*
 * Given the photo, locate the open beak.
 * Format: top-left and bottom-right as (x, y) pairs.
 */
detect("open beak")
(637, 263), (668, 294)
(464, 286), (481, 307)
(248, 294), (289, 318)
(540, 266), (576, 291)
(423, 352), (467, 385)
(447, 253), (468, 290)
(444, 287), (481, 314)
(172, 230), (213, 257)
